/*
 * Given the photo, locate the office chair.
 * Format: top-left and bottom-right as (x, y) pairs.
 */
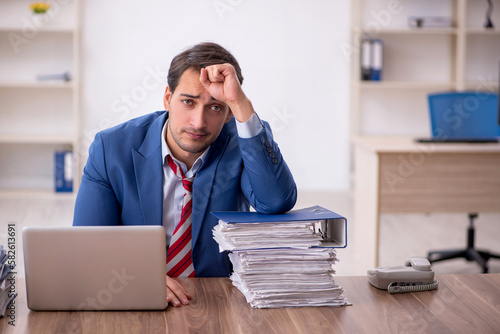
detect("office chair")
(428, 213), (500, 273)
(426, 91), (500, 273)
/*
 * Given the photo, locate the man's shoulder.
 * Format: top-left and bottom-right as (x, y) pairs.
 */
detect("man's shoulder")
(100, 111), (166, 136)
(93, 111), (167, 154)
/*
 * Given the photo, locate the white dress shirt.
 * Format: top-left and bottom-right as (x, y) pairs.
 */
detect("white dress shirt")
(161, 113), (263, 247)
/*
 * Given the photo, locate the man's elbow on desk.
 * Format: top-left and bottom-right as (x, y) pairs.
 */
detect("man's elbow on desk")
(252, 186), (297, 214)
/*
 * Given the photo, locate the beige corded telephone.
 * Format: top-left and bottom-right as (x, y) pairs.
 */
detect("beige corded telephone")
(367, 257), (439, 293)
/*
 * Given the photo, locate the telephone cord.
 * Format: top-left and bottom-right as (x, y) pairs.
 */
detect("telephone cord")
(388, 279), (439, 294)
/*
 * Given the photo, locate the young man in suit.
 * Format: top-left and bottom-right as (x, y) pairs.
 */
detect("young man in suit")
(73, 42), (297, 306)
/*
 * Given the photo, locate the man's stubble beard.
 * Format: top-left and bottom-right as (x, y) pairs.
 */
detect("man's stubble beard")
(168, 120), (211, 154)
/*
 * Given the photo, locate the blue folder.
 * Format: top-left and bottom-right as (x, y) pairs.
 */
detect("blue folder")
(211, 205), (347, 248)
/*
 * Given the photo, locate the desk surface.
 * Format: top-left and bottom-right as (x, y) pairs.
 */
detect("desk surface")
(353, 136), (500, 153)
(2, 274), (500, 334)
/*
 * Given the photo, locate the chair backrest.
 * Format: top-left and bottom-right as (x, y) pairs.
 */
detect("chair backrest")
(427, 91), (499, 139)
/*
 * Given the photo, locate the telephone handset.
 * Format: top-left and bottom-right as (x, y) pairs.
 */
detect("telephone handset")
(367, 257), (438, 293)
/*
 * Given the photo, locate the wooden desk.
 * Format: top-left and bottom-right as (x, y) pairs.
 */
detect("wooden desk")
(353, 136), (500, 270)
(2, 275), (500, 333)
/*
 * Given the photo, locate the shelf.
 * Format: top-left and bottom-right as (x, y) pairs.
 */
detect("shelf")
(0, 181), (66, 194)
(0, 189), (76, 198)
(0, 80), (74, 88)
(0, 0), (80, 195)
(465, 28), (500, 35)
(358, 28), (457, 36)
(0, 26), (74, 33)
(0, 0), (78, 33)
(465, 81), (499, 91)
(0, 134), (75, 144)
(350, 0), (500, 139)
(356, 81), (455, 90)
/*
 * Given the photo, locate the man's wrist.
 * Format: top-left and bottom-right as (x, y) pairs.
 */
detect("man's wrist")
(229, 97), (254, 123)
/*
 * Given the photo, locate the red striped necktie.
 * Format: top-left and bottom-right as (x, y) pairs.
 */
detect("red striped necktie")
(166, 155), (196, 278)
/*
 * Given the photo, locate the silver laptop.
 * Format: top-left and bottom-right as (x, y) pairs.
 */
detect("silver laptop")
(22, 225), (167, 311)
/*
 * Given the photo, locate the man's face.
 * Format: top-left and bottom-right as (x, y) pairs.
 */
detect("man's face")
(163, 68), (232, 164)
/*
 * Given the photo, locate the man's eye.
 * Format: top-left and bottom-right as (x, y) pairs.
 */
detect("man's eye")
(182, 99), (193, 105)
(211, 105), (223, 112)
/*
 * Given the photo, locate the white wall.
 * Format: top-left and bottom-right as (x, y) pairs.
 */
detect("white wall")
(81, 0), (351, 192)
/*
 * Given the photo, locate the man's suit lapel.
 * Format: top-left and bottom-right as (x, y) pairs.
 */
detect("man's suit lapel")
(191, 125), (230, 248)
(131, 113), (167, 226)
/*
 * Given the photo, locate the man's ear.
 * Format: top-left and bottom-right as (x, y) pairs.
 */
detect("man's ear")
(163, 86), (172, 111)
(225, 109), (233, 123)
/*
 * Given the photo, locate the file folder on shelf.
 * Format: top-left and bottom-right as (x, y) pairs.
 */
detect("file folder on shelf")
(360, 39), (372, 81)
(370, 39), (383, 81)
(54, 151), (73, 192)
(359, 38), (384, 81)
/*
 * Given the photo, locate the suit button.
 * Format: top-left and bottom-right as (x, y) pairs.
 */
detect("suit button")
(269, 152), (275, 159)
(272, 158), (278, 164)
(264, 141), (271, 148)
(266, 147), (273, 153)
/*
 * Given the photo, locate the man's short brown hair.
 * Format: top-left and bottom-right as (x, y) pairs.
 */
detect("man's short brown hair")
(167, 42), (244, 93)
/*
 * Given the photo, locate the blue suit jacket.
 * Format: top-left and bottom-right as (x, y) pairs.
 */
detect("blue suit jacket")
(73, 111), (297, 277)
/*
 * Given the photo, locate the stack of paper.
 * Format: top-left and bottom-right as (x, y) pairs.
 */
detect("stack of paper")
(213, 219), (324, 250)
(212, 206), (349, 308)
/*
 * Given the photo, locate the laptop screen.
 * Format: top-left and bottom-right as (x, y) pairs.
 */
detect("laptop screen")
(23, 225), (167, 311)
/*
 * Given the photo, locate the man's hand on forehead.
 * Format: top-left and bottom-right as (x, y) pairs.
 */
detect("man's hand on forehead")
(200, 63), (255, 123)
(199, 63), (241, 104)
